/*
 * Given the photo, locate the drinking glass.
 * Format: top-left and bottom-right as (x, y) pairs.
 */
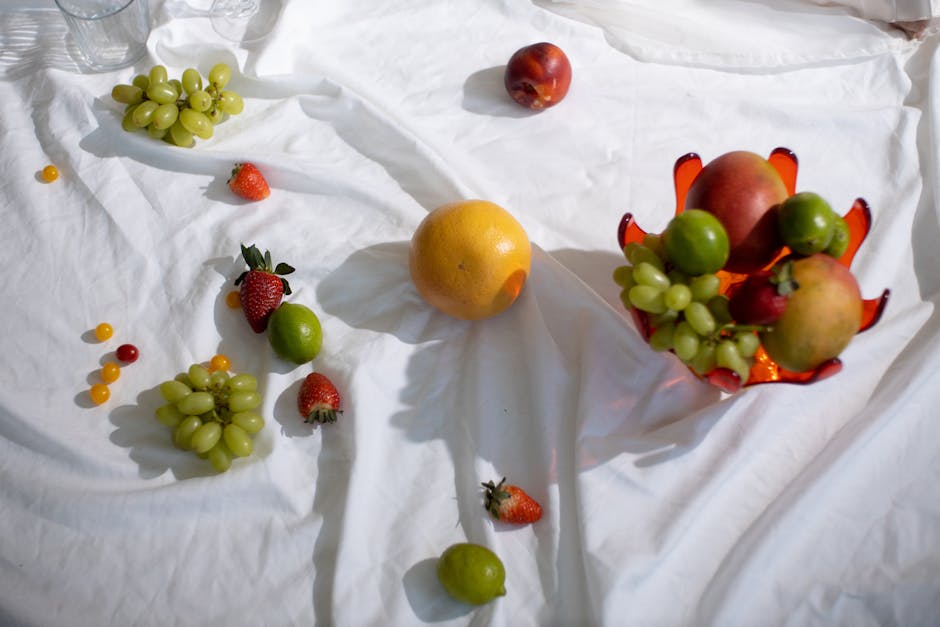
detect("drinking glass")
(209, 0), (282, 44)
(54, 0), (151, 71)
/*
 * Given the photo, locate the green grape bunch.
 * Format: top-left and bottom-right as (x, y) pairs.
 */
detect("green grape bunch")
(614, 234), (762, 385)
(154, 363), (265, 472)
(111, 63), (244, 148)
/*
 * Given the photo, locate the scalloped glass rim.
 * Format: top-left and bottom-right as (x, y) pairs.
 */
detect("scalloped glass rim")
(617, 147), (890, 393)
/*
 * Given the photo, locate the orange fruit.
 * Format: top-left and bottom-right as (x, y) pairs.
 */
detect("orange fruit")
(409, 200), (531, 320)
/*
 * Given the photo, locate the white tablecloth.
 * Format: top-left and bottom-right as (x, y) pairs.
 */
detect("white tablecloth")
(2, 1), (939, 625)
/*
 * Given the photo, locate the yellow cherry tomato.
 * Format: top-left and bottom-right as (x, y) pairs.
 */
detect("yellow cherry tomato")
(90, 384), (110, 405)
(41, 165), (59, 182)
(101, 362), (121, 383)
(208, 354), (231, 373)
(225, 291), (241, 309)
(94, 323), (114, 342)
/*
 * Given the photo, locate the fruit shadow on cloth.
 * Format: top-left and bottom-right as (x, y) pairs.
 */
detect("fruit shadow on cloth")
(317, 241), (726, 478)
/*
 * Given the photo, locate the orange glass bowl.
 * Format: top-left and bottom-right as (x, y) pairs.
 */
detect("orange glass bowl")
(617, 147), (890, 393)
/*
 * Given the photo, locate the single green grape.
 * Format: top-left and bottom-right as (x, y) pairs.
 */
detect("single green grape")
(633, 262), (670, 291)
(217, 91), (244, 115)
(715, 340), (741, 369)
(179, 108), (213, 140)
(649, 309), (679, 328)
(642, 233), (665, 260)
(208, 63), (231, 89)
(628, 285), (667, 314)
(159, 380), (193, 403)
(707, 294), (733, 325)
(190, 421), (223, 454)
(673, 321), (700, 362)
(734, 331), (760, 358)
(689, 274), (721, 302)
(685, 302), (716, 337)
(146, 82), (178, 105)
(227, 374), (258, 392)
(155, 403), (184, 428)
(131, 74), (149, 90)
(188, 90), (212, 112)
(168, 120), (194, 148)
(689, 342), (717, 375)
(627, 244), (665, 273)
(612, 265), (635, 289)
(206, 107), (224, 124)
(177, 391), (215, 416)
(663, 283), (692, 312)
(151, 103), (179, 130)
(181, 68), (203, 94)
(131, 100), (159, 128)
(175, 372), (193, 386)
(231, 412), (265, 435)
(207, 441), (233, 472)
(111, 84), (144, 105)
(209, 370), (230, 388)
(223, 424), (253, 457)
(228, 391), (261, 413)
(188, 364), (211, 390)
(649, 323), (675, 352)
(121, 107), (138, 132)
(148, 64), (168, 85)
(173, 415), (203, 450)
(147, 123), (168, 139)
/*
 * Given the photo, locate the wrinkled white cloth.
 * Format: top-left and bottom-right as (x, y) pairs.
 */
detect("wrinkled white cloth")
(1, 1), (939, 625)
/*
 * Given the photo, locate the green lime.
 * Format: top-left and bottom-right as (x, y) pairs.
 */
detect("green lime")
(663, 209), (730, 275)
(825, 212), (850, 259)
(777, 191), (835, 256)
(266, 302), (323, 364)
(436, 543), (506, 605)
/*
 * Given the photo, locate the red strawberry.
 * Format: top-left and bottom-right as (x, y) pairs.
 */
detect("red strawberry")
(728, 260), (799, 326)
(298, 372), (342, 424)
(228, 163), (270, 201)
(482, 477), (542, 525)
(234, 243), (294, 333)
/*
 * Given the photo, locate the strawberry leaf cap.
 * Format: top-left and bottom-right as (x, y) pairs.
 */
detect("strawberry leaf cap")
(304, 404), (340, 424)
(235, 243), (295, 294)
(770, 260), (799, 296)
(481, 477), (512, 519)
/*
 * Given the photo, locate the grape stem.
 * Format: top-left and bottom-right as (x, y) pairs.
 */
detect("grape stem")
(697, 322), (772, 346)
(719, 323), (772, 335)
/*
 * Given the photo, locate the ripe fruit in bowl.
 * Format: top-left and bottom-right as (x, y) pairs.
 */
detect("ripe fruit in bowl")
(727, 261), (798, 326)
(759, 253), (863, 373)
(504, 42), (572, 110)
(684, 150), (789, 274)
(662, 209), (730, 275)
(777, 191), (836, 256)
(267, 302), (323, 365)
(409, 199), (531, 320)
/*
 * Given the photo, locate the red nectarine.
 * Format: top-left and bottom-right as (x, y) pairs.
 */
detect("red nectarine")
(504, 42), (572, 110)
(684, 151), (789, 274)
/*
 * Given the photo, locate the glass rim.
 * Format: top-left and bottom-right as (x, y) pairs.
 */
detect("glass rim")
(53, 0), (140, 21)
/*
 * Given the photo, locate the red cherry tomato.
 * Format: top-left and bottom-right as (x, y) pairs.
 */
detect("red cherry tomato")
(116, 343), (139, 363)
